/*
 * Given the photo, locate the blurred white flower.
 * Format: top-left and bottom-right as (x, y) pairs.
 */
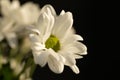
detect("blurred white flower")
(19, 67), (32, 80)
(0, 0), (20, 17)
(0, 0), (40, 48)
(28, 5), (87, 74)
(0, 17), (17, 48)
(0, 0), (40, 24)
(14, 2), (40, 25)
(10, 58), (25, 75)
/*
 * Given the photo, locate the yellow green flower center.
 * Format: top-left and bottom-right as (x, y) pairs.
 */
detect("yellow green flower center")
(45, 35), (60, 52)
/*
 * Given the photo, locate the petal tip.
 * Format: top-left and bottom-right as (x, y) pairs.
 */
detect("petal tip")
(70, 65), (80, 74)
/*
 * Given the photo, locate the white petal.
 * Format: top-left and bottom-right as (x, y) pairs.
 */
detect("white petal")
(29, 34), (46, 51)
(60, 51), (76, 66)
(37, 9), (54, 41)
(37, 12), (49, 34)
(31, 43), (45, 51)
(70, 65), (80, 74)
(64, 55), (76, 66)
(48, 54), (64, 73)
(41, 5), (56, 16)
(74, 34), (83, 41)
(33, 51), (49, 67)
(42, 8), (55, 41)
(29, 34), (41, 43)
(61, 29), (83, 46)
(74, 42), (87, 55)
(11, 0), (20, 10)
(60, 10), (65, 15)
(60, 28), (75, 45)
(47, 49), (60, 61)
(74, 55), (83, 59)
(60, 45), (84, 59)
(62, 45), (80, 54)
(52, 12), (73, 40)
(58, 54), (66, 63)
(27, 27), (41, 35)
(5, 33), (18, 48)
(48, 49), (65, 63)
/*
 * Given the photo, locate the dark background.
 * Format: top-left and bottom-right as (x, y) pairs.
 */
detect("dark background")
(19, 0), (113, 80)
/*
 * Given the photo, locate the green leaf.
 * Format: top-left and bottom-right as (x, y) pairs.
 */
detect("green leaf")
(2, 64), (15, 80)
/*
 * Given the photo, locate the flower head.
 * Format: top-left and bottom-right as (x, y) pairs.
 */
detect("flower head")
(28, 5), (87, 74)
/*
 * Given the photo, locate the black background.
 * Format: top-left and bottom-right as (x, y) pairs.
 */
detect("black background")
(18, 0), (113, 80)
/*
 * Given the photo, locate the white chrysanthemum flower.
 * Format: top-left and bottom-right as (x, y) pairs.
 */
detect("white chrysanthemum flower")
(0, 0), (40, 48)
(28, 5), (87, 74)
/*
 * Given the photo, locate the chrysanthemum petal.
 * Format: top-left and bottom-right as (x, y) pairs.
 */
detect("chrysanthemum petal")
(41, 5), (56, 16)
(47, 49), (60, 61)
(29, 34), (41, 43)
(60, 53), (76, 66)
(33, 51), (49, 67)
(74, 42), (87, 55)
(74, 34), (83, 41)
(70, 65), (80, 74)
(29, 34), (45, 51)
(60, 10), (65, 15)
(65, 55), (76, 66)
(74, 55), (83, 59)
(31, 43), (45, 51)
(61, 30), (83, 45)
(27, 27), (41, 35)
(52, 12), (73, 40)
(37, 8), (54, 42)
(48, 54), (64, 73)
(62, 45), (80, 54)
